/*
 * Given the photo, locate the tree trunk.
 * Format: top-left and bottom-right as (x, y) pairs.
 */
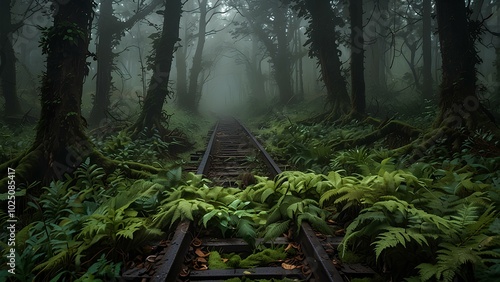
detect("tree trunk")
(88, 0), (162, 127)
(350, 0), (365, 115)
(175, 25), (188, 108)
(495, 3), (500, 92)
(88, 0), (114, 127)
(434, 0), (482, 129)
(422, 0), (433, 100)
(302, 0), (350, 118)
(245, 34), (266, 102)
(34, 0), (94, 181)
(0, 0), (22, 118)
(184, 0), (208, 112)
(130, 0), (182, 137)
(273, 4), (294, 104)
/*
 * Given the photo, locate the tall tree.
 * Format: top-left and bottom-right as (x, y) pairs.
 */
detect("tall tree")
(364, 0), (390, 93)
(422, 0), (433, 99)
(88, 0), (162, 127)
(0, 0), (159, 192)
(0, 0), (95, 188)
(175, 8), (195, 110)
(0, 0), (22, 119)
(181, 0), (209, 111)
(129, 0), (182, 137)
(291, 0), (350, 118)
(349, 0), (365, 116)
(177, 0), (226, 112)
(434, 0), (487, 129)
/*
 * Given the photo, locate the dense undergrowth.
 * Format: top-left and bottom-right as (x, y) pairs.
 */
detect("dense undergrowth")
(249, 107), (500, 281)
(1, 102), (500, 281)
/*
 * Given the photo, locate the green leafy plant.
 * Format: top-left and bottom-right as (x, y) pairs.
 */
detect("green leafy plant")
(74, 254), (122, 282)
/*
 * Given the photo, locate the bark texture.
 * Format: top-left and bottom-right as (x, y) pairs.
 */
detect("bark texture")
(298, 0), (350, 118)
(434, 0), (481, 129)
(34, 0), (95, 182)
(130, 0), (182, 137)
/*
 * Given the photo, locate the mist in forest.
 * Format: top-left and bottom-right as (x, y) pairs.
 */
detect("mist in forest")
(2, 0), (498, 123)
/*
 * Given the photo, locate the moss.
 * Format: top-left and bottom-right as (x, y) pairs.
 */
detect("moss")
(209, 248), (287, 270)
(339, 249), (363, 264)
(239, 247), (287, 268)
(208, 251), (228, 270)
(226, 254), (242, 268)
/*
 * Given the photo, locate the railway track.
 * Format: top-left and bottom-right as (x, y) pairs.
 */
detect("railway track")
(121, 118), (373, 282)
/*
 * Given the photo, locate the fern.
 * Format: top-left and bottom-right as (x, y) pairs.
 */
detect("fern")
(154, 198), (213, 229)
(373, 227), (429, 261)
(236, 218), (257, 248)
(416, 243), (481, 282)
(74, 158), (105, 190)
(263, 220), (291, 242)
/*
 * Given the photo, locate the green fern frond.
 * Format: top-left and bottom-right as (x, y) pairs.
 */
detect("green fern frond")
(237, 218), (257, 247)
(116, 218), (145, 240)
(297, 213), (332, 235)
(450, 203), (480, 231)
(420, 243), (481, 282)
(263, 220), (291, 242)
(266, 206), (283, 225)
(464, 205), (498, 240)
(373, 227), (429, 261)
(33, 242), (78, 273)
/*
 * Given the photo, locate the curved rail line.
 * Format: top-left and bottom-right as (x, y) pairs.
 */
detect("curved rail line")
(122, 118), (363, 282)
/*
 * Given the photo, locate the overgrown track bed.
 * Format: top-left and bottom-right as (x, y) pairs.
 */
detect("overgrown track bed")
(196, 118), (281, 187)
(121, 118), (356, 282)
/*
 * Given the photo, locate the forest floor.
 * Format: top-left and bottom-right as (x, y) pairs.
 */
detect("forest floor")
(1, 99), (499, 281)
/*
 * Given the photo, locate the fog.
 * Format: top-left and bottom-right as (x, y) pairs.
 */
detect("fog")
(3, 0), (499, 122)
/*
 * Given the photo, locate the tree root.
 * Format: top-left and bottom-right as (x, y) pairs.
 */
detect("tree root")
(331, 119), (422, 150)
(0, 147), (161, 195)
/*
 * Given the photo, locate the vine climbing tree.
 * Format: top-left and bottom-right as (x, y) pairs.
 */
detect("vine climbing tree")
(128, 0), (183, 137)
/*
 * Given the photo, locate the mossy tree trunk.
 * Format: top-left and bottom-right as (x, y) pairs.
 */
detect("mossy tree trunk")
(0, 0), (97, 188)
(0, 0), (22, 119)
(294, 0), (350, 118)
(0, 1), (162, 194)
(129, 0), (182, 138)
(34, 0), (95, 182)
(434, 0), (484, 129)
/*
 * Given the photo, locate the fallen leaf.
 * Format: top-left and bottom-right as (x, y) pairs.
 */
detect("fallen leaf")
(281, 262), (297, 270)
(195, 248), (209, 257)
(196, 257), (207, 263)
